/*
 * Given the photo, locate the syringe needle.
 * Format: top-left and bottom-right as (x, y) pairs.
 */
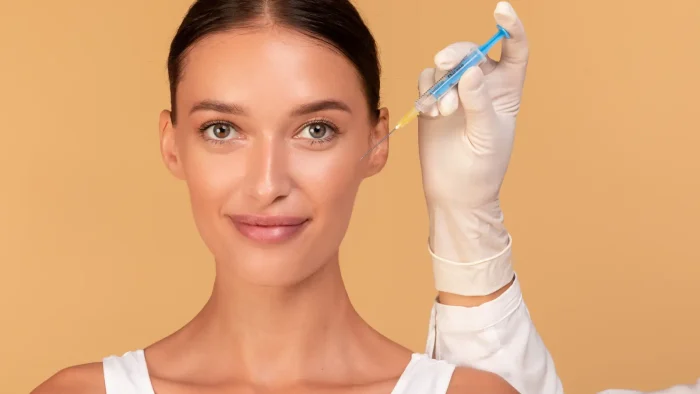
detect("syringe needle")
(359, 124), (400, 161)
(359, 107), (420, 161)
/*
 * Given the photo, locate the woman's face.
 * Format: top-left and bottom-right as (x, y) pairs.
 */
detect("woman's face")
(159, 26), (389, 286)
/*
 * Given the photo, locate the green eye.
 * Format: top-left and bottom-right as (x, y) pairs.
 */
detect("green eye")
(301, 123), (330, 139)
(295, 120), (340, 147)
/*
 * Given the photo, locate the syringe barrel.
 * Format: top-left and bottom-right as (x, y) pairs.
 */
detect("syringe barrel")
(414, 48), (486, 114)
(415, 94), (438, 113)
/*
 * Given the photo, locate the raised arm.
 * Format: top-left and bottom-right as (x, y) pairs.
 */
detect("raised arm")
(415, 3), (699, 394)
(414, 2), (562, 393)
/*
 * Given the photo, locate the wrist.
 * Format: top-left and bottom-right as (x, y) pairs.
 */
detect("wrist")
(426, 199), (514, 296)
(427, 200), (509, 262)
(429, 232), (514, 296)
(437, 275), (515, 307)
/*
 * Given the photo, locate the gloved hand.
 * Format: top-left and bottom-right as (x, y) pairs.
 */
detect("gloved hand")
(417, 1), (530, 296)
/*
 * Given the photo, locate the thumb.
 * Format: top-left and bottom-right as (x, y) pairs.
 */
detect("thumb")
(458, 66), (500, 153)
(494, 2), (529, 73)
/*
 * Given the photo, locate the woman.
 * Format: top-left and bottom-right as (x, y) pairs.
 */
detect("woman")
(32, 0), (528, 393)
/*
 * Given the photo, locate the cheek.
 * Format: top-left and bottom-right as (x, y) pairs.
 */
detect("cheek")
(289, 147), (362, 214)
(179, 141), (245, 212)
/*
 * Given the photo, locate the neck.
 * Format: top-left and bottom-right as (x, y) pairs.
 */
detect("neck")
(191, 252), (368, 385)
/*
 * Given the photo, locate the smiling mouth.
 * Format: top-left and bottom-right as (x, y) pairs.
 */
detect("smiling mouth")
(228, 215), (310, 244)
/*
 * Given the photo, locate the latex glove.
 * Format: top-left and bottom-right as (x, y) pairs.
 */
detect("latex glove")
(417, 1), (529, 296)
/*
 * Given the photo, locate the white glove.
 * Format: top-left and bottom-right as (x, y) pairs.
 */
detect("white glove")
(417, 1), (529, 296)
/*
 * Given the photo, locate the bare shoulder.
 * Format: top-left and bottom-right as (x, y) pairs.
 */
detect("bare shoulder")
(447, 366), (519, 394)
(31, 362), (106, 394)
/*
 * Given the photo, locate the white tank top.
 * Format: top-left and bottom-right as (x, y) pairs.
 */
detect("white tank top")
(102, 350), (456, 394)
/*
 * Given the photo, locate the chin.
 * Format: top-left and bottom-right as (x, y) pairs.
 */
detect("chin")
(194, 211), (348, 287)
(224, 248), (332, 287)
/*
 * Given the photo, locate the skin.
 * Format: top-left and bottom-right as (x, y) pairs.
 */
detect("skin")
(32, 22), (517, 394)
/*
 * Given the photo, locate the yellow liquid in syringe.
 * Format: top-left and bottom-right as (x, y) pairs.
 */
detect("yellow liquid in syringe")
(393, 107), (420, 131)
(359, 107), (420, 161)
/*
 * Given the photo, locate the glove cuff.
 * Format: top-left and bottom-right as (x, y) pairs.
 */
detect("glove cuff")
(429, 233), (514, 296)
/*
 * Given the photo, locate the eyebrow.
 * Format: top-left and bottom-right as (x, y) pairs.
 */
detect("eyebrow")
(290, 99), (352, 116)
(190, 100), (246, 115)
(189, 99), (352, 116)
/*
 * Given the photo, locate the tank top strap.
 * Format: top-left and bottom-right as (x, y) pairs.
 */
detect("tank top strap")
(102, 349), (155, 394)
(391, 353), (456, 394)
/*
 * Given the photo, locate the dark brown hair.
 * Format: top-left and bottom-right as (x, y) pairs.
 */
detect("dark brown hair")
(167, 0), (381, 123)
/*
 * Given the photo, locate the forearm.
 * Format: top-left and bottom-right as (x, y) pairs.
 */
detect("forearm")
(428, 199), (509, 263)
(427, 204), (563, 393)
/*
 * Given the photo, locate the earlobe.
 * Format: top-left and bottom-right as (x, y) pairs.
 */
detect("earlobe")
(159, 110), (185, 180)
(364, 107), (390, 177)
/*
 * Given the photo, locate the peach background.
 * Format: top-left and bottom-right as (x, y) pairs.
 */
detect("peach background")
(1, 1), (699, 393)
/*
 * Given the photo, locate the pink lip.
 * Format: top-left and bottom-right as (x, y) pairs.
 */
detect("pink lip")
(229, 215), (310, 244)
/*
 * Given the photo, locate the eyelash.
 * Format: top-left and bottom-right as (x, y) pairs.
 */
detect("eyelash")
(197, 118), (341, 146)
(198, 120), (239, 145)
(298, 117), (340, 146)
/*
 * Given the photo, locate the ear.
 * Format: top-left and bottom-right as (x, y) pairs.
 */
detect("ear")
(159, 110), (185, 180)
(363, 107), (390, 178)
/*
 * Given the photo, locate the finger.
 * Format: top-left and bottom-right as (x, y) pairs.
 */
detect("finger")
(437, 87), (459, 116)
(428, 66), (460, 116)
(433, 42), (494, 117)
(434, 42), (497, 75)
(494, 1), (529, 70)
(418, 68), (439, 117)
(457, 66), (500, 152)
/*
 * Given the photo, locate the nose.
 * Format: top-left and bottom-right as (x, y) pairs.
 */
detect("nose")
(242, 136), (292, 207)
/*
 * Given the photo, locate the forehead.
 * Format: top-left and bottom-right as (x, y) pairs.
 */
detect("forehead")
(177, 26), (368, 116)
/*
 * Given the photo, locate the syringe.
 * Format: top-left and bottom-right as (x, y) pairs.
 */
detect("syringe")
(361, 25), (511, 160)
